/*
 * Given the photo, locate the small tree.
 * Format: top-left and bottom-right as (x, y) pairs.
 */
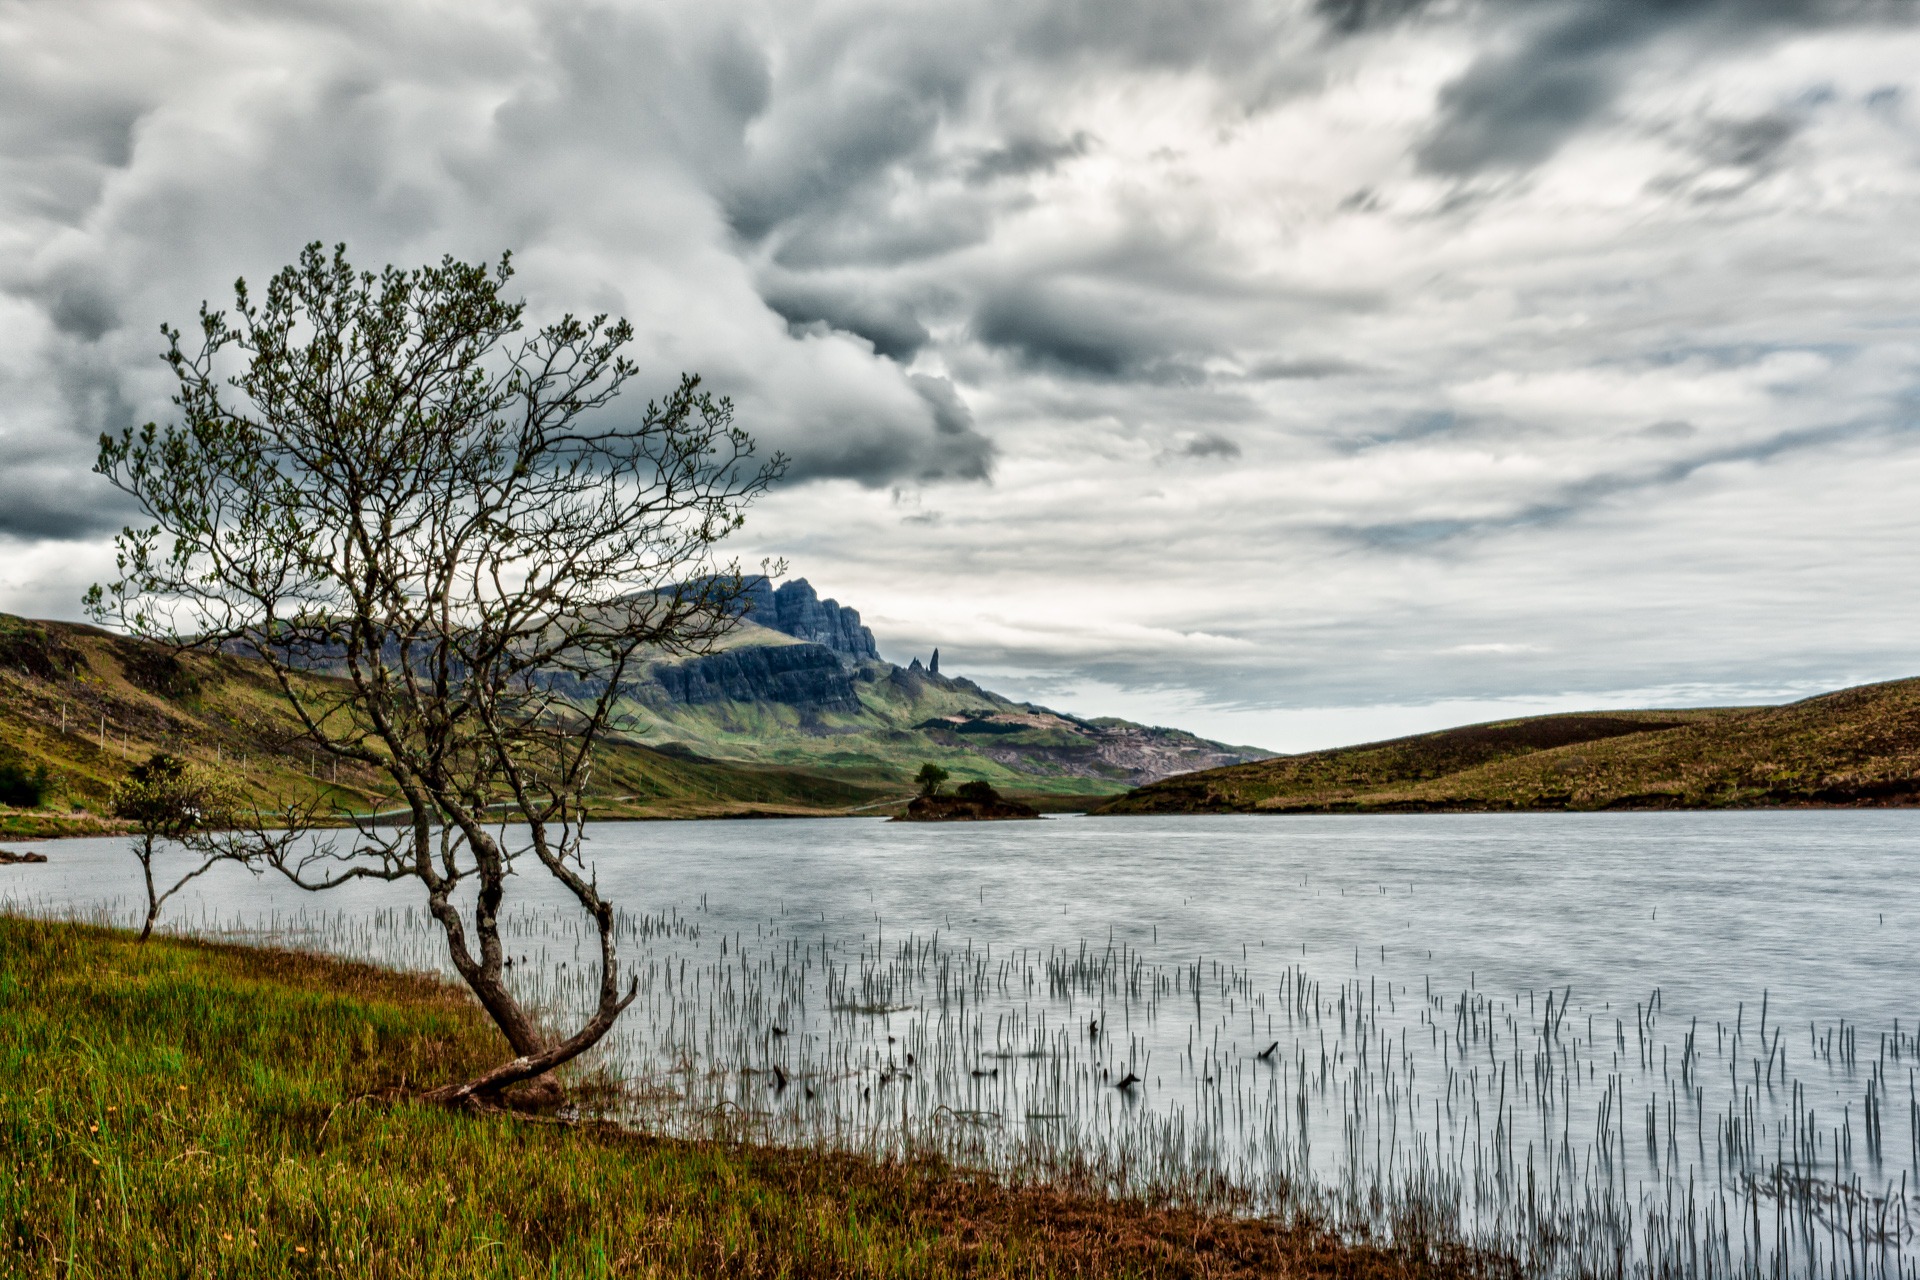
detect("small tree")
(915, 763), (949, 797)
(90, 243), (783, 1106)
(110, 752), (231, 943)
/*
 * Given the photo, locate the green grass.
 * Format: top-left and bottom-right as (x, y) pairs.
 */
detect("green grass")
(1098, 678), (1920, 814)
(0, 917), (1489, 1278)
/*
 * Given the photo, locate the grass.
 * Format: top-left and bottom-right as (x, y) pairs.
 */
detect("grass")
(1097, 678), (1920, 814)
(0, 915), (1496, 1278)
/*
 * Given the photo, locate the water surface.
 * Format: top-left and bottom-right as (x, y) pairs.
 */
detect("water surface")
(8, 811), (1917, 1275)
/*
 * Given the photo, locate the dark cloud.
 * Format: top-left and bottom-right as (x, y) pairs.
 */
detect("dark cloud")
(720, 51), (966, 246)
(1245, 356), (1365, 380)
(777, 382), (994, 485)
(42, 276), (121, 342)
(706, 28), (772, 123)
(1314, 0), (1434, 37)
(763, 280), (933, 360)
(0, 464), (134, 539)
(908, 375), (974, 436)
(769, 201), (995, 271)
(1418, 0), (1913, 175)
(1698, 112), (1802, 169)
(967, 133), (1093, 184)
(907, 375), (994, 480)
(1180, 433), (1242, 459)
(1640, 420), (1697, 439)
(1339, 418), (1875, 550)
(972, 281), (1202, 379)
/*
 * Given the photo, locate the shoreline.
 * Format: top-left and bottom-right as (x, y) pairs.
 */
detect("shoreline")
(12, 798), (1920, 846)
(2, 914), (1505, 1278)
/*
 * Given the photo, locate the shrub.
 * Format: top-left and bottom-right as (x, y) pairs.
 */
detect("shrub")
(0, 760), (49, 808)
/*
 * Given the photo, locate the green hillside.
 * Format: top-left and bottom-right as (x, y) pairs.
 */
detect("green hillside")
(615, 658), (1258, 801)
(0, 615), (893, 838)
(1095, 677), (1920, 814)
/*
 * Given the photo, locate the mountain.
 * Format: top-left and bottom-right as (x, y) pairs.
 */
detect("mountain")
(0, 582), (1268, 836)
(1095, 679), (1920, 814)
(736, 576), (880, 661)
(0, 614), (896, 838)
(611, 578), (1268, 797)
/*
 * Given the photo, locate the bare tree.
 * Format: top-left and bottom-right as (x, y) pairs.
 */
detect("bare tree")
(89, 243), (783, 1106)
(110, 752), (233, 943)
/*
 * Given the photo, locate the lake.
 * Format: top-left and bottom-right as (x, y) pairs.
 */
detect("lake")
(7, 811), (1917, 1275)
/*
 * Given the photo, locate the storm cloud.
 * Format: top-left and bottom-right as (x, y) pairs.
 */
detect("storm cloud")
(2, 0), (1918, 748)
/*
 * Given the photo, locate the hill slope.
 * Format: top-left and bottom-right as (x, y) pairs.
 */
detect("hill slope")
(0, 615), (893, 837)
(581, 577), (1267, 799)
(621, 650), (1262, 798)
(0, 591), (1265, 835)
(1095, 679), (1920, 814)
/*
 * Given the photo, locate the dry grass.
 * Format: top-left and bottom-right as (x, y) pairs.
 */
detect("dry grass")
(1099, 679), (1920, 814)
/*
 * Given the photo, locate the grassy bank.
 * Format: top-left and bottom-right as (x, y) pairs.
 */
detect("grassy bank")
(0, 916), (1494, 1278)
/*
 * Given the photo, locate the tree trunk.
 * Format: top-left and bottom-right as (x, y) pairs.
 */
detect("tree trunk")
(418, 828), (637, 1109)
(422, 974), (635, 1109)
(136, 837), (158, 945)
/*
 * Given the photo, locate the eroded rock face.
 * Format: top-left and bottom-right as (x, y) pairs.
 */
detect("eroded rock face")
(739, 578), (880, 661)
(650, 643), (860, 712)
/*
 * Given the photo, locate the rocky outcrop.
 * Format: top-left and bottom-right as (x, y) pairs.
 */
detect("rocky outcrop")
(650, 643), (861, 712)
(738, 578), (880, 661)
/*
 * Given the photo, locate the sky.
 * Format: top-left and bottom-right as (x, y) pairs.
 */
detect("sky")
(2, 0), (1918, 752)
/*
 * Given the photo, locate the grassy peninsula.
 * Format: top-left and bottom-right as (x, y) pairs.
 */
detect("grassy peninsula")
(0, 916), (1488, 1278)
(1098, 677), (1920, 814)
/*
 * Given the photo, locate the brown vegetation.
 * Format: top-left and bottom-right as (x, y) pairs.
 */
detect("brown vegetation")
(1099, 679), (1920, 814)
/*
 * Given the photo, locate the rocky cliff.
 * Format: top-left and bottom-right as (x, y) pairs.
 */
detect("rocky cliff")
(648, 643), (861, 713)
(737, 577), (879, 662)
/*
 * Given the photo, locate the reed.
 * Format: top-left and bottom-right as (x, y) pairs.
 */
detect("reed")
(0, 915), (1493, 1278)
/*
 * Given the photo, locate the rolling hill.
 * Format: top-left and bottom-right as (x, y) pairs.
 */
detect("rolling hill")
(0, 580), (1268, 836)
(1095, 678), (1920, 815)
(0, 613), (899, 838)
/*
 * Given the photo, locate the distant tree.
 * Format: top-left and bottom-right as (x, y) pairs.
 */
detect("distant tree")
(110, 752), (233, 943)
(955, 779), (996, 803)
(915, 763), (950, 797)
(90, 243), (784, 1107)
